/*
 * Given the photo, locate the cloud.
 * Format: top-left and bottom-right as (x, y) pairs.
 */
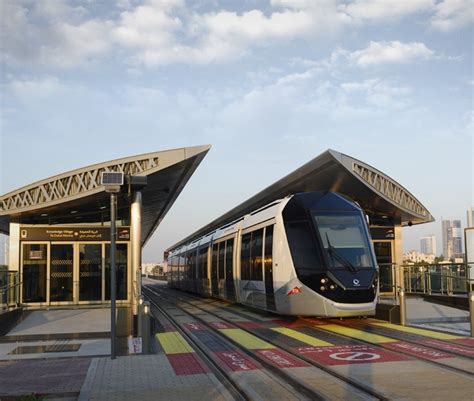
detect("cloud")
(0, 0), (470, 69)
(431, 0), (474, 31)
(339, 0), (434, 21)
(349, 41), (435, 67)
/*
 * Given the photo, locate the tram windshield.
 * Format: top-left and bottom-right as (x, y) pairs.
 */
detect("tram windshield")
(313, 212), (374, 270)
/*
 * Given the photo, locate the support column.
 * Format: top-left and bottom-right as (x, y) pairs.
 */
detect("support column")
(131, 191), (142, 316)
(394, 225), (404, 291)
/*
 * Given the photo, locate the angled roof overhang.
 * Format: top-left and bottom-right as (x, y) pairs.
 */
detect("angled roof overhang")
(0, 145), (211, 246)
(170, 149), (434, 250)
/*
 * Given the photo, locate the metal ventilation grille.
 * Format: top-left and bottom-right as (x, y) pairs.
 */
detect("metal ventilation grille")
(101, 172), (124, 186)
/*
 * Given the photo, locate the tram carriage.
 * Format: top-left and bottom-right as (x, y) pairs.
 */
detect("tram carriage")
(167, 191), (378, 317)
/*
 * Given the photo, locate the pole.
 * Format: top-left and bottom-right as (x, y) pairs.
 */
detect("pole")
(110, 193), (117, 360)
(399, 287), (406, 326)
(469, 290), (474, 338)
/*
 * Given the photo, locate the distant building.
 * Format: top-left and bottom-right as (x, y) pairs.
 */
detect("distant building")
(420, 235), (436, 256)
(403, 250), (435, 264)
(442, 219), (463, 259)
(467, 207), (474, 228)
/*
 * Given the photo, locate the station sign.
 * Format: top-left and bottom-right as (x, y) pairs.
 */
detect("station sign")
(370, 227), (395, 240)
(20, 226), (130, 242)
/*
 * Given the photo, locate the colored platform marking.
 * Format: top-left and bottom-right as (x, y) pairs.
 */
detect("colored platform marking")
(167, 353), (210, 375)
(219, 328), (275, 349)
(156, 332), (195, 354)
(214, 350), (260, 371)
(295, 344), (408, 366)
(422, 339), (474, 357)
(183, 322), (206, 331)
(271, 327), (334, 347)
(318, 324), (396, 344)
(384, 342), (452, 360)
(238, 321), (265, 330)
(453, 338), (474, 347)
(371, 322), (463, 340)
(210, 321), (233, 329)
(256, 348), (309, 368)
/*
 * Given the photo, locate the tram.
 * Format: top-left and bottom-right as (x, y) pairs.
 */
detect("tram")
(167, 191), (378, 316)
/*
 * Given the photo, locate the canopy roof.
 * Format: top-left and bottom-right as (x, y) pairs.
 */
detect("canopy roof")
(0, 145), (211, 246)
(170, 149), (434, 250)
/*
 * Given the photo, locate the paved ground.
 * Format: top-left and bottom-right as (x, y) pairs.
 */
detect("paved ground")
(0, 295), (471, 400)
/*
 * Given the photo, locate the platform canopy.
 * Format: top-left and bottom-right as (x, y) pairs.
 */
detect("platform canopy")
(0, 145), (211, 246)
(171, 149), (434, 249)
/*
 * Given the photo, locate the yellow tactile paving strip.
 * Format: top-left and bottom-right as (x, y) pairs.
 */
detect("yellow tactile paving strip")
(219, 328), (275, 349)
(371, 322), (463, 340)
(271, 327), (334, 347)
(318, 324), (396, 344)
(156, 332), (195, 354)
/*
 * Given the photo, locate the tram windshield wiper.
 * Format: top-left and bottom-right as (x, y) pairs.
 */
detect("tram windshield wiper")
(325, 233), (358, 273)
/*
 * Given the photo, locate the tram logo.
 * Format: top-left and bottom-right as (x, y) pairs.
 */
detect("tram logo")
(353, 278), (360, 286)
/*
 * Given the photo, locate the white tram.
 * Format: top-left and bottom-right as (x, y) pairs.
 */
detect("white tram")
(167, 191), (378, 317)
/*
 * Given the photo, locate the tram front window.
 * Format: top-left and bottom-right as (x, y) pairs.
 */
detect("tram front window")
(313, 213), (374, 270)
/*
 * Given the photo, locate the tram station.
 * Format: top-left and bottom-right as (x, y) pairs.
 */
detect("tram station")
(1, 146), (472, 401)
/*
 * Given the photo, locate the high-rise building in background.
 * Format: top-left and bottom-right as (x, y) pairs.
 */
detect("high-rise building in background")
(467, 207), (474, 228)
(442, 219), (463, 259)
(420, 235), (436, 255)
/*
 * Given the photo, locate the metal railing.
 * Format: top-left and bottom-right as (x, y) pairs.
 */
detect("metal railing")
(0, 270), (20, 312)
(402, 263), (471, 296)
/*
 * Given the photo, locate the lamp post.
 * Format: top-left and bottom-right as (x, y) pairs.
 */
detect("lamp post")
(101, 172), (124, 360)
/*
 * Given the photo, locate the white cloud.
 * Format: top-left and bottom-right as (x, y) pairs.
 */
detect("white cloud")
(349, 41), (435, 67)
(339, 0), (434, 21)
(431, 0), (474, 31)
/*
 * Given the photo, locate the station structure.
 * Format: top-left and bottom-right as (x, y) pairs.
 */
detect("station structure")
(0, 145), (211, 319)
(0, 147), (433, 317)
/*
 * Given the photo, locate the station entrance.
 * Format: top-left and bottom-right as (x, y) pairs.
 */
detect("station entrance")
(19, 226), (131, 306)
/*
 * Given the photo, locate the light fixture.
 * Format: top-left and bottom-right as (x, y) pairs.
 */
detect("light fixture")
(40, 213), (48, 217)
(70, 210), (78, 214)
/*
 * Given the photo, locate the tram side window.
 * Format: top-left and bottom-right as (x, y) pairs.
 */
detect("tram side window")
(189, 251), (196, 279)
(218, 242), (225, 279)
(264, 226), (273, 271)
(250, 229), (264, 281)
(225, 239), (234, 279)
(212, 243), (219, 279)
(241, 233), (251, 280)
(199, 247), (209, 279)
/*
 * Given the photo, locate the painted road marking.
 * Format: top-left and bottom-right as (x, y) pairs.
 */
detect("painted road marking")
(371, 322), (462, 340)
(214, 350), (260, 371)
(183, 322), (206, 331)
(384, 342), (451, 360)
(271, 327), (334, 347)
(295, 344), (408, 365)
(421, 339), (474, 356)
(256, 348), (309, 368)
(219, 328), (275, 349)
(330, 351), (380, 361)
(156, 332), (195, 354)
(318, 324), (396, 343)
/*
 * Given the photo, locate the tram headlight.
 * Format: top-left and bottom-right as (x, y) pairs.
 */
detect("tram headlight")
(321, 278), (327, 284)
(320, 286), (326, 291)
(329, 284), (336, 290)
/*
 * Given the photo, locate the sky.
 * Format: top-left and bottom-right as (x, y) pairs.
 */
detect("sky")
(0, 0), (473, 264)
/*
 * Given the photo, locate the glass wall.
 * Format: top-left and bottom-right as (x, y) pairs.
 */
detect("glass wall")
(22, 244), (47, 303)
(79, 244), (102, 301)
(50, 244), (74, 302)
(105, 243), (128, 300)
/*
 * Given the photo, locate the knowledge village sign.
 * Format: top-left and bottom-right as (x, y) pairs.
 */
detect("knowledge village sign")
(20, 226), (130, 242)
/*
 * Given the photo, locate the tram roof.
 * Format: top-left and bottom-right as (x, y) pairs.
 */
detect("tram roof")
(169, 149), (434, 251)
(0, 145), (211, 246)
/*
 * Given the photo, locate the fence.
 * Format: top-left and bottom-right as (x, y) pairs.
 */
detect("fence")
(0, 269), (20, 312)
(379, 262), (473, 298)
